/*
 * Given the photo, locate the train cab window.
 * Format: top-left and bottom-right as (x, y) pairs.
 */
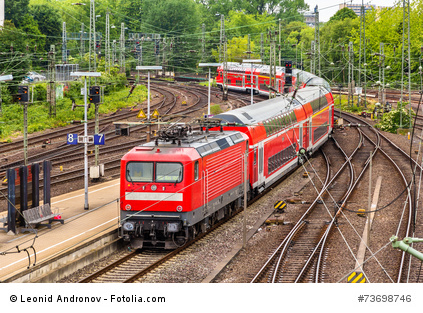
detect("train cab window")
(254, 148), (257, 165)
(156, 163), (183, 183)
(194, 161), (199, 181)
(127, 162), (153, 182)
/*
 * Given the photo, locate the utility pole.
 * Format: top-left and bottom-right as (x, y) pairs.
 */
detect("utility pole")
(407, 0), (411, 127)
(278, 19), (281, 66)
(260, 33), (264, 62)
(120, 23), (125, 73)
(382, 43), (386, 106)
(105, 11), (110, 74)
(202, 23), (205, 61)
(310, 40), (315, 74)
(48, 45), (56, 117)
(219, 15), (228, 100)
(219, 15), (224, 63)
(269, 31), (273, 99)
(80, 23), (85, 59)
(89, 0), (96, 73)
(223, 37), (228, 100)
(62, 22), (67, 64)
(314, 6), (320, 77)
(348, 41), (354, 107)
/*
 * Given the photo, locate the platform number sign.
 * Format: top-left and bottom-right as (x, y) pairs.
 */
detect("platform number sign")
(94, 134), (105, 145)
(67, 133), (78, 145)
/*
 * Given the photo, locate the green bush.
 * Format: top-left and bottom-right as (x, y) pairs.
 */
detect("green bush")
(375, 102), (413, 133)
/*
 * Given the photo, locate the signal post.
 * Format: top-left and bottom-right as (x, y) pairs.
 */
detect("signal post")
(70, 71), (101, 210)
(136, 66), (162, 141)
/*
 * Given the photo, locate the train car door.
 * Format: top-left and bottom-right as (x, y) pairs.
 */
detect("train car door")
(258, 142), (264, 186)
(301, 122), (309, 150)
(253, 147), (258, 185)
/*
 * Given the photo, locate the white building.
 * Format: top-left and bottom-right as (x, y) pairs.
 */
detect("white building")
(0, 0), (4, 27)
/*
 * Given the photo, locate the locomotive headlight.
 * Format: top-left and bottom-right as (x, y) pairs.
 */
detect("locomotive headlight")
(123, 222), (135, 231)
(125, 204), (132, 211)
(151, 185), (157, 191)
(176, 205), (183, 212)
(167, 222), (180, 233)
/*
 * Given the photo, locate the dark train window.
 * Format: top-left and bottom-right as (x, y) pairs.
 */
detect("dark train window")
(242, 112), (253, 120)
(217, 138), (231, 150)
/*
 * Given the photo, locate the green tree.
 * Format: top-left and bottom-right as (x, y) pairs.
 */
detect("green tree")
(5, 0), (30, 28)
(0, 21), (33, 84)
(328, 7), (358, 23)
(30, 4), (61, 51)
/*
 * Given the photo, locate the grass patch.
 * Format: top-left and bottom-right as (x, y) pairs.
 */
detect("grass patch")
(0, 83), (147, 141)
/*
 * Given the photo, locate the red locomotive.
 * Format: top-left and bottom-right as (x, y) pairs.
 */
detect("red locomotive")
(120, 78), (334, 249)
(215, 62), (320, 95)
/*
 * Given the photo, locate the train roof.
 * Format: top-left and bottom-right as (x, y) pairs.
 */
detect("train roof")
(139, 130), (247, 158)
(215, 86), (329, 126)
(220, 62), (286, 75)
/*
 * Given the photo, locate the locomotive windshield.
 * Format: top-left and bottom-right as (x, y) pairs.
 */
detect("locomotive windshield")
(126, 162), (153, 182)
(156, 162), (183, 183)
(126, 162), (183, 183)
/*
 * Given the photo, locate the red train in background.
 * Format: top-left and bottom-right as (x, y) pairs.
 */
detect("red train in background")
(119, 78), (334, 249)
(215, 62), (321, 95)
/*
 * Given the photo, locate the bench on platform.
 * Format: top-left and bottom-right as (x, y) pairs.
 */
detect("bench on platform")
(21, 204), (64, 233)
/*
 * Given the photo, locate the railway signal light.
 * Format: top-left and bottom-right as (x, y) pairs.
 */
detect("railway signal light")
(285, 61), (292, 74)
(89, 86), (100, 104)
(17, 86), (29, 102)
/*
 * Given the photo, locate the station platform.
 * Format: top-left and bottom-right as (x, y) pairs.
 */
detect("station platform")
(0, 179), (121, 282)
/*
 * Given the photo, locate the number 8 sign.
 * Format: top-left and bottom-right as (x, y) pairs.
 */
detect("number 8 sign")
(67, 133), (78, 145)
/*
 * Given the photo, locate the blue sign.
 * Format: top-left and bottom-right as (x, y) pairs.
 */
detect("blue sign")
(94, 134), (105, 145)
(67, 133), (78, 145)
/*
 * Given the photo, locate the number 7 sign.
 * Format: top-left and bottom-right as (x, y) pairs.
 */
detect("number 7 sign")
(94, 134), (105, 145)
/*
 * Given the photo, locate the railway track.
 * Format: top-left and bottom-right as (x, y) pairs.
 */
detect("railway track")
(338, 111), (417, 283)
(251, 135), (358, 283)
(79, 205), (245, 283)
(250, 110), (421, 283)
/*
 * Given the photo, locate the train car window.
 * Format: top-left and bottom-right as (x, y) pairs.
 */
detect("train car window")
(214, 114), (245, 126)
(197, 146), (206, 155)
(201, 144), (212, 156)
(194, 161), (199, 181)
(127, 162), (153, 182)
(230, 133), (244, 144)
(210, 142), (220, 153)
(242, 112), (253, 120)
(217, 138), (231, 150)
(156, 162), (183, 183)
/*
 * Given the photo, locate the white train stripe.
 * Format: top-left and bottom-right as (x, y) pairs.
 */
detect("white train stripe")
(125, 192), (183, 201)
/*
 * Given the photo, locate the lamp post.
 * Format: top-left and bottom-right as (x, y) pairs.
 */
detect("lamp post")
(199, 63), (221, 116)
(242, 59), (262, 105)
(136, 66), (162, 141)
(70, 71), (101, 210)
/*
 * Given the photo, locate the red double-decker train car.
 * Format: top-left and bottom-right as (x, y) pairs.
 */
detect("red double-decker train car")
(215, 62), (319, 95)
(119, 80), (334, 249)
